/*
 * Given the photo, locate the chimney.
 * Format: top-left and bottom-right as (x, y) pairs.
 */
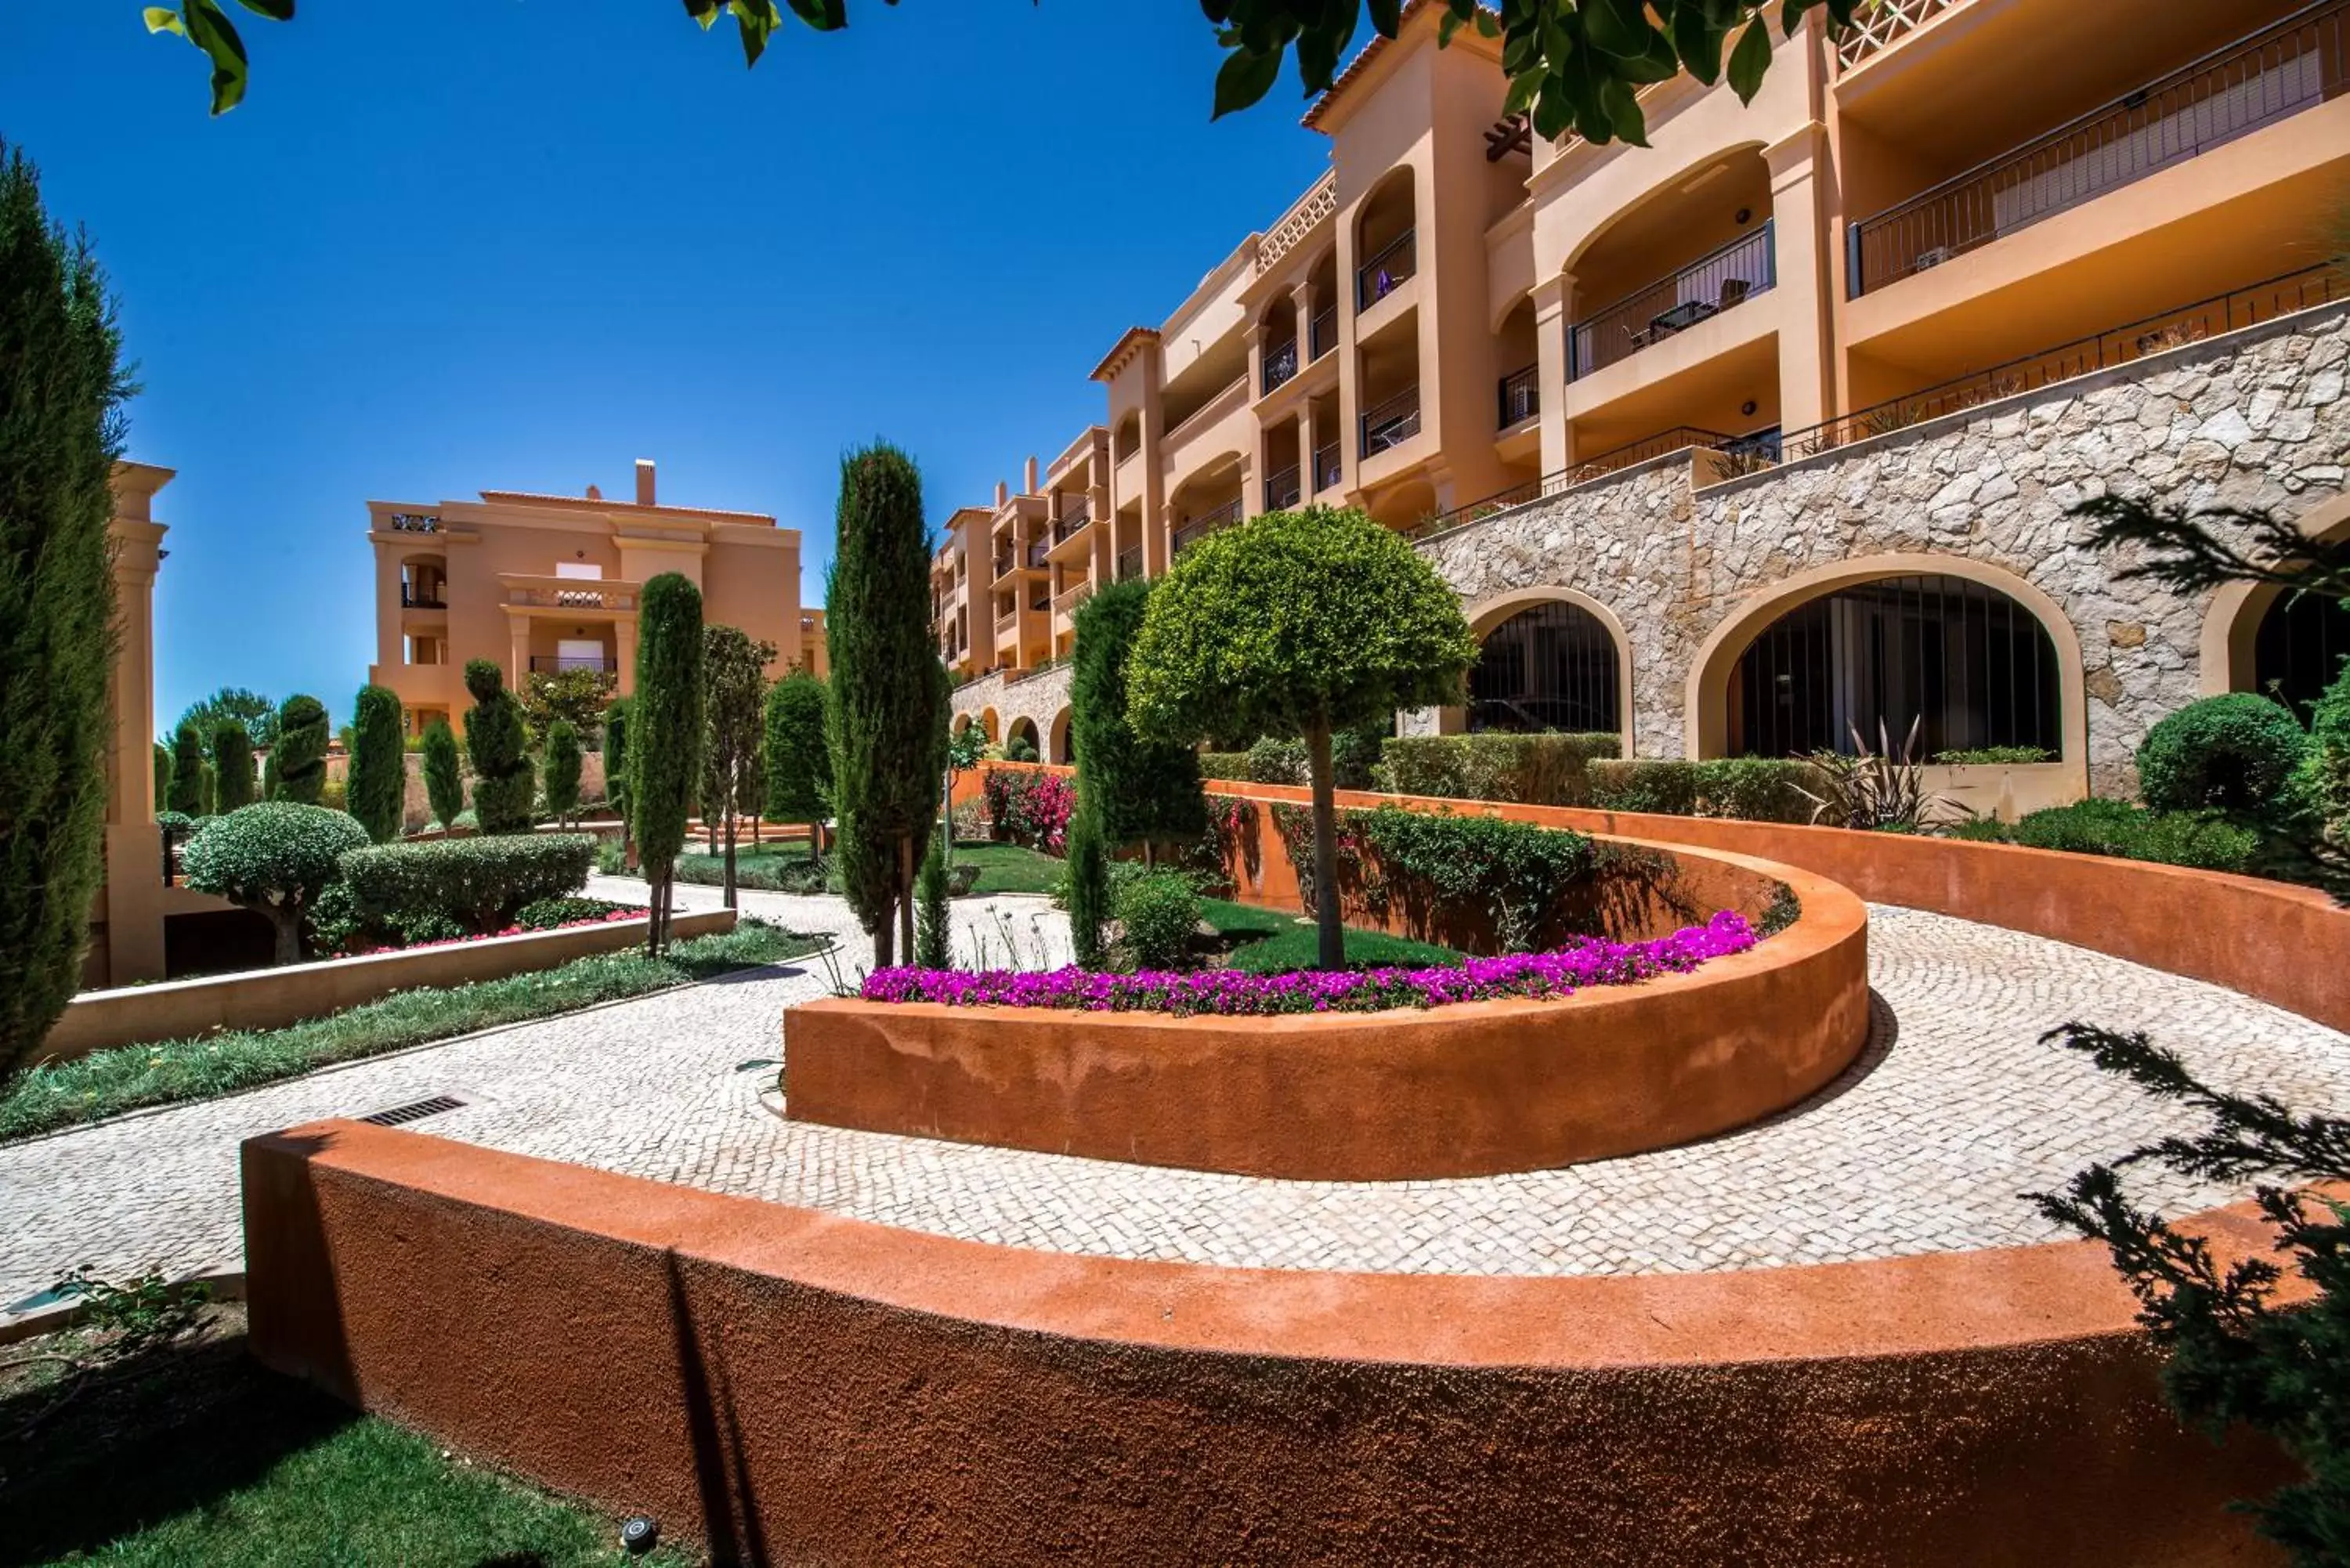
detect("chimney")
(1023, 455), (1039, 494)
(585, 482), (602, 500)
(994, 479), (1008, 508)
(634, 459), (656, 508)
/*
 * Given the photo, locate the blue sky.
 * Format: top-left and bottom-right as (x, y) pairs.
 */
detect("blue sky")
(2, 2), (1330, 733)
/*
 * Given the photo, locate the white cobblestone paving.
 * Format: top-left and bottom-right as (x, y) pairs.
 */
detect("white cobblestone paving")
(4, 879), (2347, 1313)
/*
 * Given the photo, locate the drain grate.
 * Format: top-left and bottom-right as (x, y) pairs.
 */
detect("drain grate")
(359, 1094), (468, 1128)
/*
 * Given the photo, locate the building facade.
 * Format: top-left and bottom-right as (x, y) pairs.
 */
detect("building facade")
(947, 0), (2350, 802)
(368, 459), (808, 735)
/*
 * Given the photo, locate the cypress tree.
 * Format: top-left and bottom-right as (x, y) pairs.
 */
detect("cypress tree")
(348, 685), (406, 842)
(826, 443), (945, 966)
(462, 659), (535, 834)
(1064, 804), (1110, 969)
(199, 758), (217, 816)
(913, 840), (952, 969)
(543, 717), (583, 830)
(603, 697), (631, 843)
(153, 741), (172, 814)
(270, 693), (329, 805)
(700, 625), (776, 909)
(168, 721), (207, 817)
(763, 669), (833, 868)
(0, 141), (132, 1080)
(628, 573), (704, 955)
(212, 719), (257, 812)
(1072, 577), (1206, 865)
(420, 716), (463, 830)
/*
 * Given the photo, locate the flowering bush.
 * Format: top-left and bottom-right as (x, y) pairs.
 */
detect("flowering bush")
(983, 768), (1075, 854)
(860, 910), (1756, 1017)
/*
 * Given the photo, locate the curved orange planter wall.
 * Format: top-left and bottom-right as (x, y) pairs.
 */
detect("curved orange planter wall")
(786, 845), (1870, 1180)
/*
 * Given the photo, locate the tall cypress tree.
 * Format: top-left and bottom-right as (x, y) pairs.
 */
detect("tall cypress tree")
(628, 573), (703, 955)
(762, 669), (832, 867)
(826, 444), (945, 966)
(270, 693), (329, 804)
(462, 659), (534, 834)
(603, 697), (631, 842)
(419, 715), (464, 830)
(0, 142), (132, 1080)
(543, 717), (583, 830)
(212, 719), (257, 812)
(152, 741), (172, 814)
(348, 684), (406, 842)
(167, 721), (207, 816)
(1072, 577), (1206, 864)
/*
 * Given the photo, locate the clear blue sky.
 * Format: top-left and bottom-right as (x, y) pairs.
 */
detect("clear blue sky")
(2, 2), (1329, 735)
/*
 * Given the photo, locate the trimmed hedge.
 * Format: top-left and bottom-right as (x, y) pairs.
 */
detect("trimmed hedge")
(1271, 802), (1603, 954)
(1381, 732), (1619, 804)
(1197, 751), (1252, 782)
(2135, 694), (2308, 815)
(338, 833), (597, 936)
(1589, 757), (1823, 823)
(1958, 798), (2263, 874)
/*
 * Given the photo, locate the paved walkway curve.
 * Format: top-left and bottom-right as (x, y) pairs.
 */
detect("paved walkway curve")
(3, 877), (2346, 1313)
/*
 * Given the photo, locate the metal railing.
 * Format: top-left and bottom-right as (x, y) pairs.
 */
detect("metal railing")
(1357, 229), (1416, 310)
(1405, 426), (1742, 541)
(1117, 545), (1144, 580)
(508, 583), (636, 611)
(1172, 499), (1244, 555)
(1568, 222), (1776, 381)
(1849, 0), (2345, 296)
(530, 654), (617, 675)
(1051, 505), (1091, 545)
(1263, 338), (1299, 394)
(1007, 654), (1068, 686)
(1310, 307), (1338, 360)
(400, 587), (446, 609)
(1359, 386), (1422, 458)
(1312, 440), (1343, 493)
(1264, 464), (1302, 511)
(1498, 364), (1539, 428)
(1778, 262), (2348, 464)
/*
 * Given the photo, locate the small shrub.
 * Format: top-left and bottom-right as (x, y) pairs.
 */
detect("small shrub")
(2137, 694), (2308, 815)
(1115, 871), (1200, 971)
(915, 842), (953, 968)
(1933, 746), (2055, 765)
(1244, 735), (1308, 785)
(1330, 722), (1387, 790)
(982, 768), (1074, 853)
(1586, 757), (1698, 816)
(2008, 797), (2261, 873)
(181, 801), (373, 964)
(1943, 815), (2014, 842)
(1196, 750), (1253, 782)
(338, 833), (597, 936)
(515, 895), (634, 930)
(1382, 732), (1620, 804)
(2291, 661), (2350, 833)
(1003, 732), (1038, 763)
(594, 836), (627, 876)
(1270, 803), (1597, 953)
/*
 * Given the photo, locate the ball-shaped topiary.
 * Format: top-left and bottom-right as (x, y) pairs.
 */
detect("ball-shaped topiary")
(180, 801), (372, 964)
(2135, 693), (2309, 816)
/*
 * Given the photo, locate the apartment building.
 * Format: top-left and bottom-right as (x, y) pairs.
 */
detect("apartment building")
(368, 460), (808, 735)
(949, 0), (2350, 804)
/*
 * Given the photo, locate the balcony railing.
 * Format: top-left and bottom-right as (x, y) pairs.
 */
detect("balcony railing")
(1849, 1), (2345, 296)
(1836, 0), (1966, 69)
(1262, 338), (1300, 394)
(1051, 505), (1091, 546)
(1312, 440), (1342, 493)
(400, 587), (446, 609)
(386, 512), (442, 533)
(505, 578), (638, 612)
(1498, 364), (1539, 429)
(1357, 229), (1416, 311)
(1310, 307), (1338, 360)
(1172, 500), (1244, 555)
(530, 654), (617, 675)
(1405, 427), (1746, 541)
(1359, 386), (1422, 458)
(1264, 464), (1302, 512)
(995, 607), (1019, 634)
(1054, 579), (1094, 617)
(1117, 545), (1144, 580)
(1567, 221), (1776, 381)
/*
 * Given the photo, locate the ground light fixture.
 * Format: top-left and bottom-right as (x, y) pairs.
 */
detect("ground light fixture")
(621, 1515), (660, 1553)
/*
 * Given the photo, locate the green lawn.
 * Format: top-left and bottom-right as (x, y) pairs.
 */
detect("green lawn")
(2, 921), (819, 1143)
(674, 837), (1061, 898)
(2, 1306), (695, 1567)
(1198, 898), (1462, 973)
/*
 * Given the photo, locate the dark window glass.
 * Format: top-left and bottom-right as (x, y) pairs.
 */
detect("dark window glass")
(2254, 585), (2350, 722)
(1469, 600), (1621, 735)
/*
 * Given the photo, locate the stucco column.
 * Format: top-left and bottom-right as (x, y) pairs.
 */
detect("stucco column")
(616, 616), (639, 697)
(103, 491), (169, 988)
(1765, 123), (1836, 438)
(508, 616), (531, 693)
(1299, 399), (1321, 500)
(1533, 273), (1574, 475)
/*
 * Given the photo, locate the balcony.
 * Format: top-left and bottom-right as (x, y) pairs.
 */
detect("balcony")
(1264, 465), (1303, 512)
(1498, 365), (1539, 429)
(1357, 230), (1416, 312)
(1849, 2), (2345, 296)
(400, 587), (446, 610)
(1310, 307), (1338, 360)
(1263, 338), (1300, 394)
(1172, 500), (1243, 555)
(1405, 426), (1750, 540)
(1359, 387), (1422, 459)
(995, 607), (1019, 635)
(530, 654), (616, 675)
(503, 575), (639, 612)
(1051, 505), (1091, 547)
(386, 512), (442, 533)
(1312, 440), (1342, 493)
(1054, 579), (1094, 617)
(1116, 545), (1144, 581)
(1568, 222), (1777, 381)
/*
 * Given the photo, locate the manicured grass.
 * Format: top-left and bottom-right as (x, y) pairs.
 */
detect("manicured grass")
(3, 1306), (695, 1568)
(672, 837), (1062, 898)
(944, 840), (1063, 895)
(2, 920), (819, 1143)
(1199, 898), (1462, 973)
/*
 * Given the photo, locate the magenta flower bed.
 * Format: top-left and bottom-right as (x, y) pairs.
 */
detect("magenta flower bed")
(860, 911), (1759, 1017)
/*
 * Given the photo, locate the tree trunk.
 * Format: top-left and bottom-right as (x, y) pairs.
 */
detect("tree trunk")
(269, 906), (302, 966)
(1305, 722), (1343, 971)
(645, 866), (664, 958)
(873, 879), (895, 968)
(721, 806), (739, 911)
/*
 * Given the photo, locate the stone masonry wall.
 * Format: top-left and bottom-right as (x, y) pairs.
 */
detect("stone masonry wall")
(1419, 305), (2350, 795)
(948, 662), (1076, 761)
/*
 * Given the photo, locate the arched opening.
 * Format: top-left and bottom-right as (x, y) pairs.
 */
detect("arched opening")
(952, 714), (974, 737)
(2202, 493), (2350, 719)
(1495, 295), (1539, 430)
(1355, 170), (1417, 311)
(1306, 251), (1339, 363)
(1007, 716), (1041, 759)
(400, 553), (448, 609)
(1171, 456), (1246, 555)
(1260, 294), (1301, 395)
(1471, 599), (1623, 735)
(978, 707), (1001, 745)
(1726, 573), (2063, 759)
(1049, 706), (1075, 765)
(1113, 412), (1141, 462)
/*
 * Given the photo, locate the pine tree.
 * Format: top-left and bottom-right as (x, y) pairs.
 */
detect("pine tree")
(270, 693), (329, 805)
(462, 659), (535, 834)
(763, 670), (832, 868)
(543, 717), (583, 830)
(0, 141), (132, 1081)
(168, 721), (208, 817)
(826, 443), (945, 966)
(700, 625), (776, 909)
(420, 716), (463, 830)
(628, 573), (704, 954)
(212, 719), (257, 812)
(348, 685), (406, 842)
(1072, 577), (1207, 867)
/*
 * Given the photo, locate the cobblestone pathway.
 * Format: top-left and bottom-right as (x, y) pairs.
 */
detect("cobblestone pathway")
(4, 883), (2345, 1314)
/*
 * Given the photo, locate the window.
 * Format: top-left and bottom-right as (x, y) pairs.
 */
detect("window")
(1469, 601), (1621, 735)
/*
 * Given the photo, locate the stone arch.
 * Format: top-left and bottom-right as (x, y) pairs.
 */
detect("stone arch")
(2200, 490), (2350, 709)
(978, 707), (1001, 745)
(1455, 587), (1636, 753)
(1048, 706), (1075, 765)
(953, 713), (974, 737)
(1007, 716), (1042, 758)
(1686, 553), (2088, 795)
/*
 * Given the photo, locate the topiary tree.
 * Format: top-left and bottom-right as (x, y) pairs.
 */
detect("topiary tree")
(763, 670), (832, 868)
(628, 573), (704, 955)
(180, 800), (371, 965)
(543, 717), (583, 830)
(2137, 693), (2309, 818)
(1129, 506), (1476, 970)
(826, 443), (946, 966)
(212, 718), (257, 812)
(167, 721), (208, 816)
(269, 693), (328, 804)
(462, 659), (535, 834)
(0, 141), (132, 1082)
(419, 715), (463, 831)
(701, 624), (777, 909)
(603, 697), (632, 848)
(347, 685), (406, 842)
(1072, 578), (1207, 868)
